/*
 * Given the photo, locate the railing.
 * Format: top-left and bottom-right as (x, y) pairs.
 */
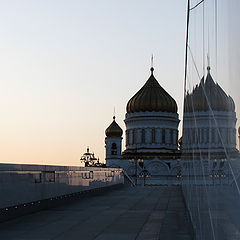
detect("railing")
(122, 170), (136, 187)
(0, 163), (124, 209)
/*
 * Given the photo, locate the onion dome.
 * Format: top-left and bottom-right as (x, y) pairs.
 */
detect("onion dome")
(228, 96), (235, 112)
(184, 66), (235, 112)
(105, 116), (123, 137)
(126, 67), (177, 113)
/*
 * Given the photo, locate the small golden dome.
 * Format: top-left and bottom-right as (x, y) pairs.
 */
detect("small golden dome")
(126, 68), (178, 113)
(185, 68), (235, 112)
(105, 116), (123, 137)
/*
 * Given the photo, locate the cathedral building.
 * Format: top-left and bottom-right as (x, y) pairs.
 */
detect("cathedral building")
(105, 67), (181, 185)
(105, 64), (238, 185)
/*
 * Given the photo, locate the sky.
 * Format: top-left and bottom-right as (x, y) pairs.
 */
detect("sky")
(0, 0), (239, 166)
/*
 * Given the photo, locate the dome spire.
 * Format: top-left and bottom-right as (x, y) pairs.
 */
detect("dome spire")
(113, 107), (116, 121)
(150, 54), (154, 74)
(207, 54), (211, 74)
(105, 115), (123, 137)
(126, 64), (178, 114)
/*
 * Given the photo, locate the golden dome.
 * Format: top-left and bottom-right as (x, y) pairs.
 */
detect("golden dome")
(105, 116), (123, 137)
(126, 68), (178, 113)
(184, 67), (235, 112)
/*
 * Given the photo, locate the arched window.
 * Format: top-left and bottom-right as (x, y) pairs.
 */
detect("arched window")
(218, 128), (222, 144)
(162, 129), (165, 144)
(226, 128), (229, 144)
(170, 129), (173, 144)
(201, 128), (204, 143)
(198, 129), (201, 144)
(192, 129), (195, 144)
(133, 129), (136, 144)
(126, 130), (129, 145)
(111, 143), (117, 155)
(141, 129), (145, 143)
(212, 128), (215, 144)
(206, 128), (209, 143)
(152, 129), (155, 143)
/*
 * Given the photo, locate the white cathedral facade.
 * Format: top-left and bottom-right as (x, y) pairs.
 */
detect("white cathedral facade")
(105, 66), (238, 185)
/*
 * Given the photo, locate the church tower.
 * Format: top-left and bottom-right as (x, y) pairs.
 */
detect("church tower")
(105, 116), (123, 167)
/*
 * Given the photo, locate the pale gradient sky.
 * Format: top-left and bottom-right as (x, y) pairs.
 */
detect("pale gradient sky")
(0, 1), (239, 166)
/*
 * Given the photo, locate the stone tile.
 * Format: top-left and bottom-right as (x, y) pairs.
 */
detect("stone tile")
(0, 186), (194, 240)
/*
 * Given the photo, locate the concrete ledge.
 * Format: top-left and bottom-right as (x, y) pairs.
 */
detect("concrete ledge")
(0, 183), (124, 223)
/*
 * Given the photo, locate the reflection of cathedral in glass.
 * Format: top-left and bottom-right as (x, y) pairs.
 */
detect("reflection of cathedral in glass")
(183, 66), (236, 153)
(105, 65), (238, 185)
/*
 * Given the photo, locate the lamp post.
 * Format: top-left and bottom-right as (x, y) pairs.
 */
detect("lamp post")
(135, 159), (144, 185)
(139, 167), (151, 186)
(128, 158), (144, 185)
(176, 170), (182, 184)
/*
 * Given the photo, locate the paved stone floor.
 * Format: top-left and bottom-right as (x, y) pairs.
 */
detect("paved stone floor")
(0, 186), (194, 240)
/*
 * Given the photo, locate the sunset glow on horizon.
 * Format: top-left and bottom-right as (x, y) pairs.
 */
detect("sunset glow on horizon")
(1, 1), (239, 166)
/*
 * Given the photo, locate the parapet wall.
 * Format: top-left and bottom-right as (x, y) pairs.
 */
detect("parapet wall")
(0, 163), (124, 210)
